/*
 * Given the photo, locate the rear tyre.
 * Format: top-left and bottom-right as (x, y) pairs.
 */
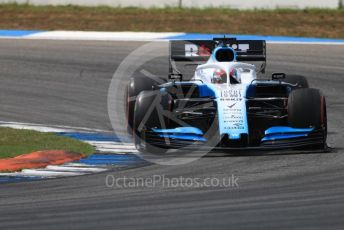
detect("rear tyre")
(126, 76), (166, 134)
(133, 90), (173, 154)
(288, 88), (327, 148)
(283, 75), (309, 88)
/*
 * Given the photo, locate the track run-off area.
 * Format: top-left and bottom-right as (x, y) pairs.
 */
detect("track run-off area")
(0, 37), (343, 229)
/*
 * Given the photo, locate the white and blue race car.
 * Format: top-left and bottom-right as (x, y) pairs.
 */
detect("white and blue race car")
(126, 38), (327, 153)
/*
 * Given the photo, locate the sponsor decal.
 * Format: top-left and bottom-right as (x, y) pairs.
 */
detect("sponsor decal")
(185, 44), (211, 57)
(216, 86), (248, 134)
(227, 102), (237, 108)
(233, 44), (250, 52)
(198, 45), (211, 56)
(221, 89), (242, 98)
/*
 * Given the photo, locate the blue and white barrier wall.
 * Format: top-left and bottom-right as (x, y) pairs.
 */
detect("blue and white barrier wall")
(0, 30), (343, 44)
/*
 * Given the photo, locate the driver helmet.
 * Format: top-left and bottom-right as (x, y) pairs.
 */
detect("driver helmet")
(230, 68), (241, 84)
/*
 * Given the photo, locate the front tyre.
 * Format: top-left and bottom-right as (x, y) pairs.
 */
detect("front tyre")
(288, 88), (327, 148)
(125, 76), (166, 135)
(133, 90), (173, 154)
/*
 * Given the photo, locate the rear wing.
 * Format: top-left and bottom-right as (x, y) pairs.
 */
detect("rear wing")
(169, 38), (266, 79)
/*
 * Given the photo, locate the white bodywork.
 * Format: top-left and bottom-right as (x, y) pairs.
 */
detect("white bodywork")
(191, 56), (258, 140)
(193, 59), (257, 85)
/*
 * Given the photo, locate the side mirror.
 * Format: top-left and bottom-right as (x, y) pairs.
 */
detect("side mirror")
(272, 72), (286, 80)
(169, 73), (183, 81)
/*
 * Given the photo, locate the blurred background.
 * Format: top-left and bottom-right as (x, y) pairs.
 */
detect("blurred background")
(0, 0), (343, 38)
(0, 0), (342, 9)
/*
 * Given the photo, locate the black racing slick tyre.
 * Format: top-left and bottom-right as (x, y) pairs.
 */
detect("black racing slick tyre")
(288, 88), (327, 147)
(133, 90), (173, 154)
(125, 76), (166, 134)
(283, 75), (309, 88)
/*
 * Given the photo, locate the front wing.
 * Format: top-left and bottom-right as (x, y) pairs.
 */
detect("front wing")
(138, 126), (326, 151)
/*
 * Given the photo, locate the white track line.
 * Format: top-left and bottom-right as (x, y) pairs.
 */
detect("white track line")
(0, 121), (111, 133)
(85, 141), (135, 148)
(63, 162), (105, 167)
(1, 31), (344, 45)
(45, 165), (108, 173)
(86, 141), (138, 153)
(267, 41), (344, 45)
(96, 148), (138, 153)
(21, 169), (85, 177)
(87, 143), (136, 153)
(0, 167), (96, 178)
(25, 31), (182, 41)
(0, 123), (70, 133)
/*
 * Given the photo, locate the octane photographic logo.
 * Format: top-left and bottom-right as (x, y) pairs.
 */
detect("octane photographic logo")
(108, 42), (220, 165)
(105, 174), (239, 189)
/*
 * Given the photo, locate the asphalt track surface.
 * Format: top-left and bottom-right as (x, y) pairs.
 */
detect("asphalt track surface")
(0, 39), (343, 230)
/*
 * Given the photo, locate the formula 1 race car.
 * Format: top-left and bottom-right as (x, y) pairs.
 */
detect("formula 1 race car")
(125, 37), (327, 153)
